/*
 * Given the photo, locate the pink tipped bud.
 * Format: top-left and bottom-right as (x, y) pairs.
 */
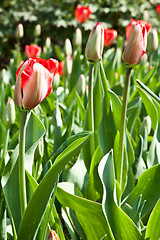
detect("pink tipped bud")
(123, 23), (148, 67)
(85, 22), (104, 63)
(48, 230), (60, 240)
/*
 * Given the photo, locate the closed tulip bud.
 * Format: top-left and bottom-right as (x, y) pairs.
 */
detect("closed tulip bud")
(14, 58), (58, 110)
(63, 55), (72, 75)
(45, 37), (51, 49)
(1, 68), (9, 85)
(147, 28), (158, 53)
(74, 28), (82, 48)
(64, 38), (72, 56)
(34, 24), (41, 37)
(15, 23), (24, 39)
(140, 115), (151, 135)
(4, 98), (15, 126)
(48, 230), (60, 240)
(85, 22), (104, 63)
(76, 74), (86, 96)
(52, 73), (60, 89)
(123, 23), (148, 67)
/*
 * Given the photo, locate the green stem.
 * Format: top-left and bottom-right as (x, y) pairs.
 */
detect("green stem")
(52, 204), (65, 240)
(19, 110), (29, 217)
(88, 63), (95, 158)
(118, 67), (132, 188)
(0, 127), (10, 175)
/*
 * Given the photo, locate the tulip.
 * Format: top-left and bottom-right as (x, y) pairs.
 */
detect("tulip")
(74, 28), (82, 48)
(64, 38), (72, 56)
(76, 74), (86, 96)
(156, 5), (160, 15)
(45, 37), (52, 49)
(123, 23), (148, 67)
(34, 24), (41, 37)
(4, 98), (15, 126)
(75, 5), (92, 23)
(104, 28), (118, 47)
(52, 73), (60, 89)
(57, 61), (64, 76)
(14, 57), (59, 110)
(126, 19), (151, 41)
(85, 22), (104, 63)
(147, 28), (158, 53)
(48, 230), (60, 240)
(25, 44), (42, 58)
(63, 55), (72, 75)
(15, 23), (24, 39)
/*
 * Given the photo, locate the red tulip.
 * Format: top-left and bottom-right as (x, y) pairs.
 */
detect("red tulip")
(126, 19), (151, 41)
(104, 28), (118, 47)
(57, 61), (64, 76)
(156, 5), (160, 15)
(75, 5), (92, 23)
(25, 44), (42, 58)
(48, 230), (60, 240)
(123, 23), (148, 66)
(14, 58), (59, 109)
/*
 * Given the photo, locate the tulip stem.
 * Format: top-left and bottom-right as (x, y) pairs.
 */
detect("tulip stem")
(118, 67), (132, 189)
(88, 63), (95, 158)
(19, 110), (28, 217)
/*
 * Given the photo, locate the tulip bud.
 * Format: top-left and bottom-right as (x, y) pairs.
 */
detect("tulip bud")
(34, 24), (41, 37)
(4, 98), (15, 126)
(74, 28), (82, 48)
(76, 74), (86, 96)
(123, 23), (147, 67)
(64, 38), (72, 56)
(85, 22), (104, 63)
(15, 23), (24, 39)
(140, 115), (151, 135)
(45, 37), (51, 49)
(147, 28), (158, 53)
(52, 73), (60, 89)
(48, 230), (60, 240)
(1, 68), (9, 85)
(63, 56), (72, 75)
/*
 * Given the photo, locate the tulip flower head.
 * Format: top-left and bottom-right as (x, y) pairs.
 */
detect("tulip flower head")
(4, 98), (15, 126)
(126, 19), (151, 41)
(14, 58), (59, 110)
(15, 23), (24, 39)
(75, 5), (92, 23)
(85, 22), (104, 63)
(156, 5), (160, 15)
(123, 22), (148, 67)
(104, 28), (118, 47)
(48, 230), (60, 240)
(25, 44), (42, 58)
(147, 28), (158, 53)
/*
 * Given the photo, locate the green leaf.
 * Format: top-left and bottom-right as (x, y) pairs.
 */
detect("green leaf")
(17, 133), (91, 240)
(124, 164), (160, 219)
(98, 150), (144, 239)
(145, 199), (160, 240)
(56, 182), (113, 240)
(137, 87), (158, 131)
(85, 146), (103, 201)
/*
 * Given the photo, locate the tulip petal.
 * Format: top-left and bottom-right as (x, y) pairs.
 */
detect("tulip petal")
(22, 62), (53, 109)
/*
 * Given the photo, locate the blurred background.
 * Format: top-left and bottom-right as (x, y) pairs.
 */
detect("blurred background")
(0, 0), (160, 69)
